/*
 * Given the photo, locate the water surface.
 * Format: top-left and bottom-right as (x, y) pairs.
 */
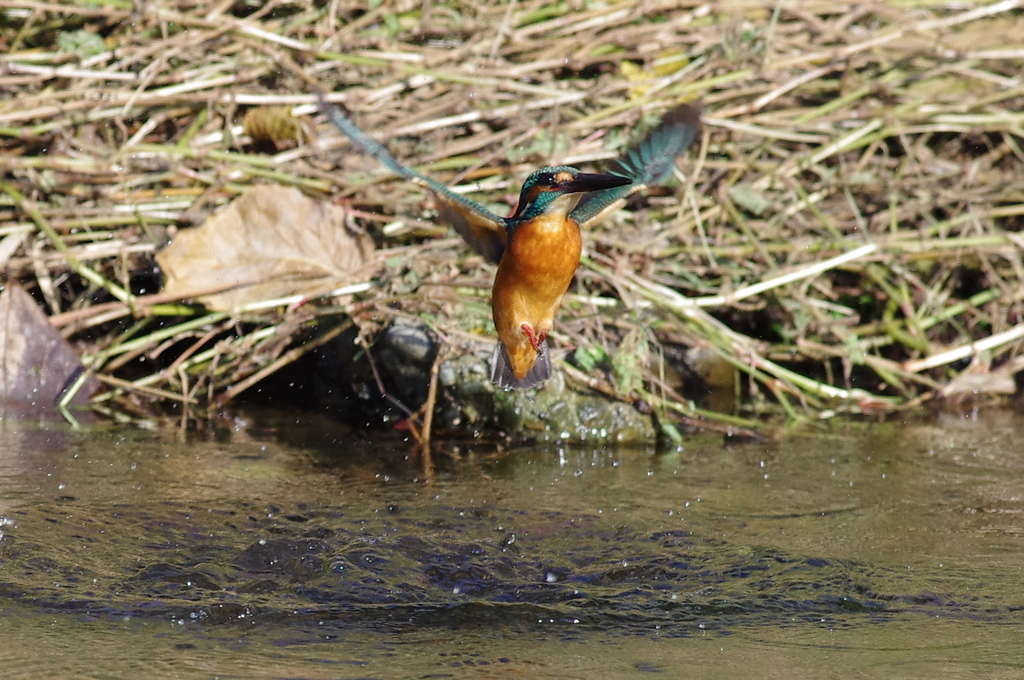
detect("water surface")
(1, 409), (1023, 677)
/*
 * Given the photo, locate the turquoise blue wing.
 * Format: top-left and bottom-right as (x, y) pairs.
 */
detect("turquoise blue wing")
(571, 103), (702, 228)
(319, 95), (509, 264)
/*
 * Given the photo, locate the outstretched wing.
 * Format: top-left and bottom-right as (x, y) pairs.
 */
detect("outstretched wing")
(318, 95), (509, 264)
(571, 103), (702, 229)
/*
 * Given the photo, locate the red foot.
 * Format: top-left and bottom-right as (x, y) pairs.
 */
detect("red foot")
(520, 323), (546, 352)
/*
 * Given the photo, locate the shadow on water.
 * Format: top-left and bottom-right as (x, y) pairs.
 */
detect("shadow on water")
(2, 408), (1024, 677)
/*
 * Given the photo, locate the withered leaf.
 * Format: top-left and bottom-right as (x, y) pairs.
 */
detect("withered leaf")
(156, 185), (376, 312)
(0, 283), (99, 414)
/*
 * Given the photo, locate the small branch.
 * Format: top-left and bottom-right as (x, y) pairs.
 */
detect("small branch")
(419, 342), (446, 470)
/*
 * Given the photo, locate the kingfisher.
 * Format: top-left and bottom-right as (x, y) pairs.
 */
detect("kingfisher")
(318, 94), (701, 389)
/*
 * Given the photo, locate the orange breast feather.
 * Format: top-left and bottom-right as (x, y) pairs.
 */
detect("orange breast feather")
(491, 214), (583, 381)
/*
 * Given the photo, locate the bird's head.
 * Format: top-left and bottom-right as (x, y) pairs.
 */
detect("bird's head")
(509, 166), (631, 222)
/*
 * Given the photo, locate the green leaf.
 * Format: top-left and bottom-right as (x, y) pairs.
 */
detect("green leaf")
(57, 30), (106, 58)
(728, 182), (770, 216)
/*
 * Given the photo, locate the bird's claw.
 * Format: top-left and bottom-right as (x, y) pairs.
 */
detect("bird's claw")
(520, 324), (546, 352)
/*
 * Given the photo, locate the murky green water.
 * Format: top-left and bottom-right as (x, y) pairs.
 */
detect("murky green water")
(2, 408), (1024, 678)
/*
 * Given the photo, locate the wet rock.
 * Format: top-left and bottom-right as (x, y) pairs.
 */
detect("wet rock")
(377, 319), (438, 407)
(493, 371), (656, 443)
(437, 351), (656, 442)
(382, 319), (436, 365)
(437, 349), (500, 430)
(286, 320), (657, 440)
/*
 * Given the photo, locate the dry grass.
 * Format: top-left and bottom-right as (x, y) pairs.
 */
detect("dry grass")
(2, 0), (1024, 429)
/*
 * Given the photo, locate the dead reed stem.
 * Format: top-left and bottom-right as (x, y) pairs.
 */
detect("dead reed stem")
(1, 0), (1022, 426)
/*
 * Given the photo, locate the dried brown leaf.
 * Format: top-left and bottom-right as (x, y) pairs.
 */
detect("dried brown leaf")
(0, 283), (99, 414)
(156, 186), (376, 312)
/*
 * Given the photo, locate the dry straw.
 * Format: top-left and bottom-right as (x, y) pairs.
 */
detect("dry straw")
(1, 0), (1023, 429)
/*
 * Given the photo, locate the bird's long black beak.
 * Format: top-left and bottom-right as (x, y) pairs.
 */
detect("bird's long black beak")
(562, 172), (632, 194)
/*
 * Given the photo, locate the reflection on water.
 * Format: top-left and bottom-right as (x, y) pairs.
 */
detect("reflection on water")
(1, 409), (1024, 677)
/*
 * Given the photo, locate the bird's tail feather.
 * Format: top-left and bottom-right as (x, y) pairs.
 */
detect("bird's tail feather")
(490, 341), (551, 390)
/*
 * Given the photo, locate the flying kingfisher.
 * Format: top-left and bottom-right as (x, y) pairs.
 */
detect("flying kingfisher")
(318, 94), (701, 389)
